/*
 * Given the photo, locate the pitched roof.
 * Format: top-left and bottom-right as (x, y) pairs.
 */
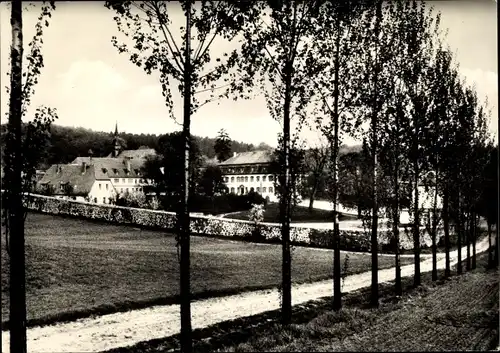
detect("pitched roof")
(106, 149), (156, 159)
(71, 157), (145, 179)
(219, 150), (273, 166)
(38, 164), (96, 196)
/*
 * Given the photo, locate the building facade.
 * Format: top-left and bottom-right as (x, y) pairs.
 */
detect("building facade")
(37, 123), (155, 204)
(219, 150), (278, 201)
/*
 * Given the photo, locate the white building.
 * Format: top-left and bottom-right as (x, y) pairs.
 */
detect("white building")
(37, 157), (153, 204)
(219, 150), (279, 202)
(36, 123), (155, 204)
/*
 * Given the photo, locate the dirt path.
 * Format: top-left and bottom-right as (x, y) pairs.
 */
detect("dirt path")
(1, 237), (490, 353)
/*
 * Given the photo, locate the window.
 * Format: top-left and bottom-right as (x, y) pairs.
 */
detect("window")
(99, 183), (102, 190)
(250, 176), (254, 182)
(103, 197), (106, 204)
(245, 187), (248, 193)
(256, 176), (260, 182)
(230, 187), (235, 193)
(122, 179), (126, 184)
(94, 197), (97, 203)
(263, 176), (267, 182)
(106, 184), (109, 190)
(135, 179), (138, 184)
(263, 187), (267, 193)
(224, 177), (229, 183)
(269, 187), (273, 193)
(231, 177), (234, 182)
(269, 175), (274, 181)
(245, 176), (248, 182)
(114, 178), (119, 183)
(256, 187), (260, 193)
(126, 188), (129, 192)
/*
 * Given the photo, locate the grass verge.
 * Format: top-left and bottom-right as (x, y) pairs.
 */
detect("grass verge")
(1, 212), (411, 330)
(101, 251), (498, 353)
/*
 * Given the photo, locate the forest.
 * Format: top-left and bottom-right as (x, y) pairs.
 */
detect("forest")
(0, 123), (271, 169)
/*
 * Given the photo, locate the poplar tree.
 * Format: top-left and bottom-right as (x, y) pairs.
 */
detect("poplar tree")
(235, 0), (325, 324)
(107, 2), (258, 350)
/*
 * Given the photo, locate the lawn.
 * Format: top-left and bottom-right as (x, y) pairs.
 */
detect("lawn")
(108, 252), (497, 352)
(222, 254), (499, 352)
(1, 212), (411, 329)
(224, 202), (358, 223)
(218, 253), (499, 352)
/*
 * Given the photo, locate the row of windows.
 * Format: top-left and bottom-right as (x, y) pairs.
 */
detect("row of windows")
(98, 179), (146, 190)
(229, 186), (273, 194)
(111, 178), (144, 185)
(97, 182), (143, 192)
(225, 175), (274, 183)
(224, 166), (268, 174)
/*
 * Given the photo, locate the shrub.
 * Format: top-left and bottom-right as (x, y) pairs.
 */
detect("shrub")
(249, 203), (265, 241)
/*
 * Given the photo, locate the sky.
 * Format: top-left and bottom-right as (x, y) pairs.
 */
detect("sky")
(0, 1), (497, 148)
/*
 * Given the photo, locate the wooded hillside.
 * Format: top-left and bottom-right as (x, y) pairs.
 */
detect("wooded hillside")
(0, 124), (272, 170)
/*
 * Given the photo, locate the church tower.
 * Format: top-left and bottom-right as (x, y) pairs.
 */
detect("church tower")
(112, 121), (121, 157)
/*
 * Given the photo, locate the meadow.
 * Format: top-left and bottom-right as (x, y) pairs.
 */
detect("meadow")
(1, 212), (413, 329)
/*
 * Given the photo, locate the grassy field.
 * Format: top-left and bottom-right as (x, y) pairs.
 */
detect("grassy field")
(1, 212), (411, 329)
(104, 252), (498, 353)
(224, 203), (358, 223)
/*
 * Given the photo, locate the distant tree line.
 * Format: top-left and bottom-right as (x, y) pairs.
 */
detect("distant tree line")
(0, 123), (272, 169)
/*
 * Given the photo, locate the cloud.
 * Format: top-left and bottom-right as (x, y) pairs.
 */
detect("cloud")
(57, 60), (130, 96)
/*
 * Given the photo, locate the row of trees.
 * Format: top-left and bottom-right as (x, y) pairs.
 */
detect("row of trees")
(4, 1), (497, 352)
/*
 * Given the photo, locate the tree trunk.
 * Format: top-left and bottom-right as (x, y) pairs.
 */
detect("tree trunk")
(413, 169), (420, 287)
(8, 1), (27, 352)
(332, 20), (341, 311)
(443, 186), (450, 278)
(487, 221), (492, 267)
(466, 211), (471, 271)
(370, 0), (382, 308)
(180, 2), (193, 351)
(308, 185), (317, 212)
(431, 173), (439, 281)
(431, 216), (437, 281)
(280, 58), (293, 326)
(495, 224), (499, 267)
(392, 171), (401, 296)
(471, 212), (477, 270)
(457, 192), (462, 274)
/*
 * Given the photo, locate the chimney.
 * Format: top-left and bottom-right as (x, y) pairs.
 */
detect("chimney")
(233, 152), (237, 157)
(81, 162), (87, 174)
(126, 160), (131, 172)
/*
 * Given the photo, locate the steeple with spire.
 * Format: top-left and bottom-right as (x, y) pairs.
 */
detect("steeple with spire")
(112, 121), (121, 157)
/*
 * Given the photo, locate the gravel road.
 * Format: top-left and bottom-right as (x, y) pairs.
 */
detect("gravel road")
(1, 237), (490, 353)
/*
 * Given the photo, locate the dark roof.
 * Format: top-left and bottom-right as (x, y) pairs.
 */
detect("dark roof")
(71, 157), (145, 179)
(219, 150), (273, 166)
(38, 164), (96, 196)
(106, 149), (156, 159)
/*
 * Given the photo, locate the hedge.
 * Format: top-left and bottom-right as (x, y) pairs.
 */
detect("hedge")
(13, 193), (440, 252)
